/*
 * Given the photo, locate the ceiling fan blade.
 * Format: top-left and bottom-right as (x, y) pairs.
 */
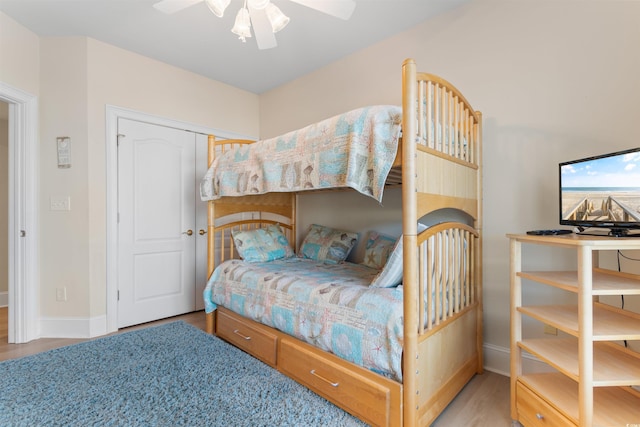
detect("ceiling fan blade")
(153, 0), (203, 15)
(249, 7), (277, 50)
(289, 0), (356, 20)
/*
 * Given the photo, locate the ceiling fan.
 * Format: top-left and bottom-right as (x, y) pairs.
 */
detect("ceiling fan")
(153, 0), (356, 50)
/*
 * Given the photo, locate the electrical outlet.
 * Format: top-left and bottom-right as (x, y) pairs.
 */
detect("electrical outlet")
(56, 287), (67, 302)
(544, 324), (558, 335)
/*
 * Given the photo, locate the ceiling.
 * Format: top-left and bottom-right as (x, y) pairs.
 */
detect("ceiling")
(0, 0), (470, 94)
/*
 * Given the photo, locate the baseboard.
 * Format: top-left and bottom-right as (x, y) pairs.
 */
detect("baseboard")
(39, 315), (107, 339)
(483, 343), (553, 377)
(0, 291), (7, 307)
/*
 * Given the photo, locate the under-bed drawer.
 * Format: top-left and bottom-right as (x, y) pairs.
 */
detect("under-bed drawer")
(517, 381), (574, 427)
(215, 309), (278, 367)
(279, 337), (401, 427)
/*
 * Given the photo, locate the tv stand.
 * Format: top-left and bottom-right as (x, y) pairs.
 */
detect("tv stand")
(507, 233), (640, 426)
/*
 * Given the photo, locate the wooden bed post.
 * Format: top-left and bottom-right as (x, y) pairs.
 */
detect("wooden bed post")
(206, 135), (216, 280)
(206, 135), (216, 334)
(475, 111), (484, 374)
(402, 57), (418, 426)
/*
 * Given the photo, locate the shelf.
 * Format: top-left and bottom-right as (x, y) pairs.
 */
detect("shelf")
(506, 232), (640, 250)
(510, 233), (640, 426)
(519, 338), (640, 386)
(518, 268), (640, 295)
(519, 302), (640, 341)
(519, 373), (640, 426)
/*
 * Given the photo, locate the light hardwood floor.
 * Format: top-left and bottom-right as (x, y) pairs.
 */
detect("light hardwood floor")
(0, 307), (511, 426)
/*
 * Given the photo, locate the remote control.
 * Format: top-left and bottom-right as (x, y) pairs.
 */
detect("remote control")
(526, 229), (573, 236)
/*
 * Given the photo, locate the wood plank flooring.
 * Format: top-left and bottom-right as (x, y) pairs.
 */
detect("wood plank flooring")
(0, 308), (511, 426)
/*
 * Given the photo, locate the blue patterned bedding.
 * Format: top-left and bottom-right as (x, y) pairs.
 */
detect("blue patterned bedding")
(200, 105), (402, 203)
(203, 258), (404, 381)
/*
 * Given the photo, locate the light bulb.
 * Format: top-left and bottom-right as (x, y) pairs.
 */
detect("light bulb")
(205, 0), (231, 17)
(265, 3), (289, 33)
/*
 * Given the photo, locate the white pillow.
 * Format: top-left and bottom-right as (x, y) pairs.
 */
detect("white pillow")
(369, 223), (428, 288)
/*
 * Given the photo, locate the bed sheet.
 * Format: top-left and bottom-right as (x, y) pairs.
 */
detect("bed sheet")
(203, 258), (404, 381)
(200, 105), (402, 203)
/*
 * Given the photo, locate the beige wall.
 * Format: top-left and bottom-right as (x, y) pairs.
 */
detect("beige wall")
(39, 37), (91, 318)
(0, 115), (7, 297)
(260, 0), (640, 366)
(0, 12), (40, 95)
(36, 37), (260, 320)
(3, 2), (640, 364)
(84, 38), (259, 318)
(2, 11), (260, 326)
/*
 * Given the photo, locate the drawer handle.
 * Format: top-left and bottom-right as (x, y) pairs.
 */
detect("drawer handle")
(310, 369), (339, 387)
(536, 413), (544, 420)
(232, 329), (251, 340)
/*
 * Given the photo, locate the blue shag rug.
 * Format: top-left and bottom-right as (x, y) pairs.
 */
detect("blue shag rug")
(0, 321), (367, 426)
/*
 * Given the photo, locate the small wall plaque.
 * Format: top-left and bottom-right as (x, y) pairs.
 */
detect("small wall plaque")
(56, 137), (71, 168)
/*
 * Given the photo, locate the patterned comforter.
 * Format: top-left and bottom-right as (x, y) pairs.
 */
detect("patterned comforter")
(200, 105), (402, 203)
(203, 258), (404, 381)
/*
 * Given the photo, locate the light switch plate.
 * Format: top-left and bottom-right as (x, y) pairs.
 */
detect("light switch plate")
(50, 196), (71, 211)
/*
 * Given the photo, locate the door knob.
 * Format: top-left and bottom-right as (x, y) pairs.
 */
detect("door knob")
(183, 229), (193, 236)
(199, 229), (207, 235)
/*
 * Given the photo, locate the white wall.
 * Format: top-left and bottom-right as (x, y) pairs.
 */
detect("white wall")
(259, 0), (640, 372)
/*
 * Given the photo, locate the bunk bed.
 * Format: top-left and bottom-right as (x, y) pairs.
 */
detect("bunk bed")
(200, 58), (483, 426)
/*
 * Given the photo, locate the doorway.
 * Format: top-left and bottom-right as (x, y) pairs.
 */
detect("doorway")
(1, 101), (8, 341)
(0, 81), (39, 344)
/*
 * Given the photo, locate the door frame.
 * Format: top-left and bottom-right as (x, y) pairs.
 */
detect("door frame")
(105, 105), (254, 333)
(1, 81), (39, 343)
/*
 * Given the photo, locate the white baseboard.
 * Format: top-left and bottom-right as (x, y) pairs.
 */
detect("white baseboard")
(0, 291), (7, 307)
(39, 315), (107, 339)
(483, 343), (553, 377)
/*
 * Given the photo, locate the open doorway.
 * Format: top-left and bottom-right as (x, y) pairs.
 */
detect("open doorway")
(1, 101), (8, 342)
(0, 81), (39, 344)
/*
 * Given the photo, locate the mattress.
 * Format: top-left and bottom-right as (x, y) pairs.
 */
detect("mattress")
(203, 257), (404, 381)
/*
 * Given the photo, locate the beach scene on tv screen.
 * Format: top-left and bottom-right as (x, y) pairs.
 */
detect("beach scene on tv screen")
(561, 150), (640, 224)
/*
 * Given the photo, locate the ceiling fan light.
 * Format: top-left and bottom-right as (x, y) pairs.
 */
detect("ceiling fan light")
(231, 7), (252, 42)
(205, 0), (231, 17)
(247, 0), (270, 10)
(265, 3), (289, 33)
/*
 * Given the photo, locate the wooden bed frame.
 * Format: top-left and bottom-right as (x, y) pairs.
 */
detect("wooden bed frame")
(203, 58), (483, 426)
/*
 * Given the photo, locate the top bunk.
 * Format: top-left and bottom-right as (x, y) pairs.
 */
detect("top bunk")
(200, 58), (482, 221)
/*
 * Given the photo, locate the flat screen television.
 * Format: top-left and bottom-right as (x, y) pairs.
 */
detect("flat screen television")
(559, 147), (640, 237)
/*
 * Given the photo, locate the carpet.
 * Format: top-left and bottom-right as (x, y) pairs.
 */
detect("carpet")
(0, 321), (366, 427)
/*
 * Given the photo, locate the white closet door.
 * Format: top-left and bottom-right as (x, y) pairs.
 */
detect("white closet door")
(117, 119), (196, 328)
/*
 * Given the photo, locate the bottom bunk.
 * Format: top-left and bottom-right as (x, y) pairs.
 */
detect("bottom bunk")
(206, 305), (480, 426)
(203, 221), (482, 426)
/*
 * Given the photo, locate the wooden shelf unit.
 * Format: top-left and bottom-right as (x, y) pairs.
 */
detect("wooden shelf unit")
(508, 233), (640, 427)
